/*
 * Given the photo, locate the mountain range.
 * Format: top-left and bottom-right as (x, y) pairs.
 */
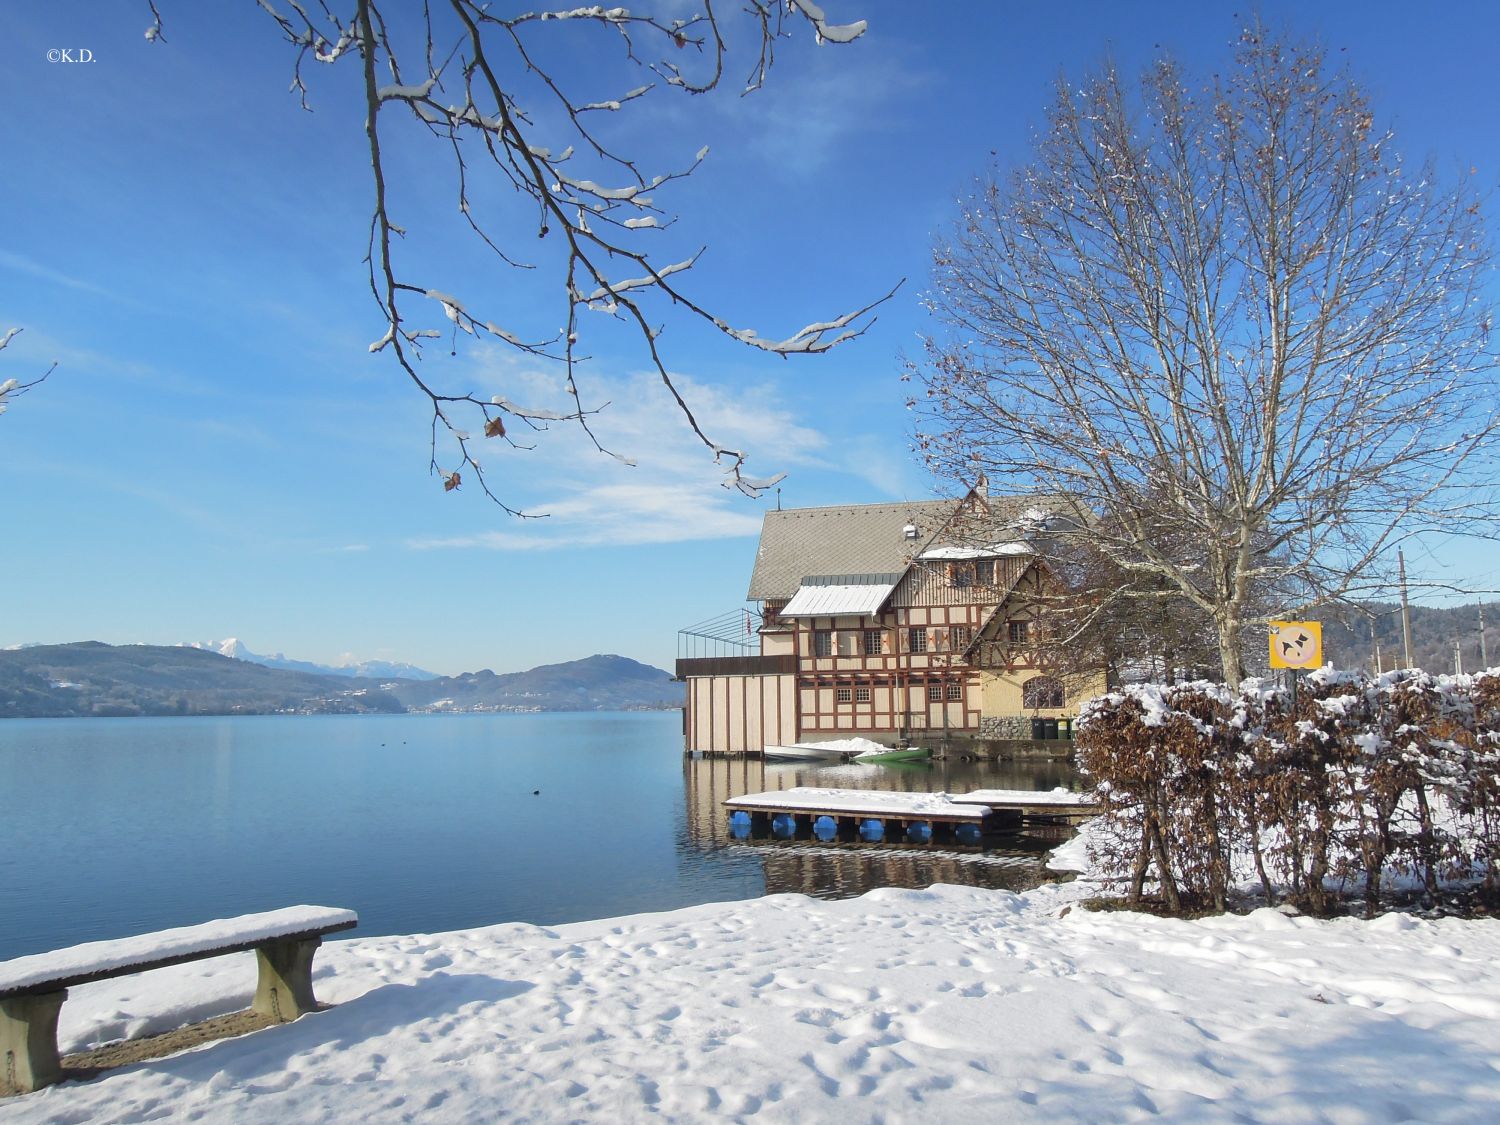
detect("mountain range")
(0, 643), (681, 719)
(178, 638), (442, 681)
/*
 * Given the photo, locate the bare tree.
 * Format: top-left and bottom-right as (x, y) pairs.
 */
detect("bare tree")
(0, 329), (56, 417)
(911, 26), (1499, 688)
(169, 1), (891, 513)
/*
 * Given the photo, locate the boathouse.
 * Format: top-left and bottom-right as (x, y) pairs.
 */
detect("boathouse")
(676, 483), (1106, 755)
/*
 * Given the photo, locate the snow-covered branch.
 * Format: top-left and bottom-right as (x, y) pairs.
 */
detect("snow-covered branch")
(247, 0), (883, 511)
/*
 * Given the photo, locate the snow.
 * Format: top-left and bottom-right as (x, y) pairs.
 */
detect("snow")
(0, 908), (357, 996)
(952, 786), (1094, 807)
(9, 878), (1500, 1122)
(726, 786), (990, 821)
(918, 541), (1033, 560)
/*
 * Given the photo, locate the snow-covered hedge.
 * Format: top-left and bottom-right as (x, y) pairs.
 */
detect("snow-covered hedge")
(1075, 668), (1500, 915)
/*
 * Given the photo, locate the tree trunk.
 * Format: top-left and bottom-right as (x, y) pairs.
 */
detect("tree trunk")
(1216, 612), (1244, 692)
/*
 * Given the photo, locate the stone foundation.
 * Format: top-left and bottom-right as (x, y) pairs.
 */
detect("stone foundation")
(978, 715), (1034, 739)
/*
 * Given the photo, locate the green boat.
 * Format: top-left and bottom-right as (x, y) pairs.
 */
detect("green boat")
(852, 747), (933, 764)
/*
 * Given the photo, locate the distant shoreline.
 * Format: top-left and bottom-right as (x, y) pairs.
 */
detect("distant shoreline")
(0, 705), (684, 721)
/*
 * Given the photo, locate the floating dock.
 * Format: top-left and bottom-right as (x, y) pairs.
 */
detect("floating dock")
(722, 786), (1099, 848)
(950, 788), (1102, 822)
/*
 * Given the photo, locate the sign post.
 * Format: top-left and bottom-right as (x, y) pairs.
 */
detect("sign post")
(1270, 621), (1323, 705)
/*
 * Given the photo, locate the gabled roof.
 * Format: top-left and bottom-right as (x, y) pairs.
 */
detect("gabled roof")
(747, 501), (956, 602)
(747, 493), (1063, 602)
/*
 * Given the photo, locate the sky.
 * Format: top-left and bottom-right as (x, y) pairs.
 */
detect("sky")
(4, 1), (1499, 677)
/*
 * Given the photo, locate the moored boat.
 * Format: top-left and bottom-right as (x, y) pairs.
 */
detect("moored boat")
(852, 747), (933, 764)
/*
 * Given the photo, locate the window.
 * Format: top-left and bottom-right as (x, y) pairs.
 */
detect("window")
(1008, 620), (1030, 644)
(863, 628), (883, 656)
(975, 558), (995, 586)
(947, 682), (963, 701)
(908, 627), (928, 654)
(949, 625), (972, 651)
(1023, 676), (1065, 709)
(949, 562), (974, 588)
(928, 683), (944, 702)
(762, 604), (780, 628)
(814, 631), (833, 658)
(836, 686), (852, 703)
(855, 686), (871, 703)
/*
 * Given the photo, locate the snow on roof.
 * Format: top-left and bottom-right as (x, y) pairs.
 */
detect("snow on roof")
(0, 907), (357, 995)
(918, 542), (1034, 561)
(779, 582), (896, 618)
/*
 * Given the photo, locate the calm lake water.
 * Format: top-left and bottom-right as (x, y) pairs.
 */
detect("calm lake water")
(0, 713), (1081, 960)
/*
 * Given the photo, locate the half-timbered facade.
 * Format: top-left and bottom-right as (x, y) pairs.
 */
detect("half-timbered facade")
(678, 486), (1107, 754)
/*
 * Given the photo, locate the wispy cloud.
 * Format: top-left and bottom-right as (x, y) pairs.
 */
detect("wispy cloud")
(406, 357), (830, 550)
(0, 249), (143, 308)
(721, 43), (931, 176)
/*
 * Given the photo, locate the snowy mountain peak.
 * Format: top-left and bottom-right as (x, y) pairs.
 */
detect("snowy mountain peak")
(176, 639), (440, 681)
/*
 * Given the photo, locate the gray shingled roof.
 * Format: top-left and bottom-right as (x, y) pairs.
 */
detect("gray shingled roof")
(747, 501), (955, 601)
(746, 494), (1056, 601)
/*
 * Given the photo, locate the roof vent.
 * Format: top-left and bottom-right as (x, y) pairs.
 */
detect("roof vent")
(902, 523), (919, 540)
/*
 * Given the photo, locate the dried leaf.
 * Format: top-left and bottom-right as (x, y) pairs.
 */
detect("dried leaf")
(484, 416), (506, 438)
(443, 471), (461, 492)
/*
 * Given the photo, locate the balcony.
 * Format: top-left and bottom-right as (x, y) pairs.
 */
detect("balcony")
(675, 654), (799, 680)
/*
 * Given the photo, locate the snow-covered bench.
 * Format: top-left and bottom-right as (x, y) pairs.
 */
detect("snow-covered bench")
(0, 905), (357, 1094)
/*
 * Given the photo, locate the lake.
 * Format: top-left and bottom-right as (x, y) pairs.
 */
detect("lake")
(0, 712), (1082, 960)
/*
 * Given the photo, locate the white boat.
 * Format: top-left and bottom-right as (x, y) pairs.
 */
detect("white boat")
(761, 743), (844, 762)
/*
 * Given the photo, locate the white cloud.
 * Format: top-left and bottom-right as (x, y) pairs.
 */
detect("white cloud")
(0, 250), (144, 308)
(406, 356), (831, 550)
(721, 42), (930, 176)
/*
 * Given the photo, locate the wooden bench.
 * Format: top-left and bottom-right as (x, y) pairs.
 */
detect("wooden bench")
(0, 906), (357, 1094)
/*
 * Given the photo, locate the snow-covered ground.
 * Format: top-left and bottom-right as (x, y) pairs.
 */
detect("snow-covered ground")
(6, 851), (1500, 1121)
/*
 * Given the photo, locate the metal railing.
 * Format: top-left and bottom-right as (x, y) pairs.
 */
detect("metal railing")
(677, 608), (762, 660)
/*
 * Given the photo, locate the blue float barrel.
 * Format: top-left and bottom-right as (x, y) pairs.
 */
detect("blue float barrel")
(771, 813), (797, 839)
(954, 822), (982, 846)
(858, 818), (885, 843)
(728, 810), (752, 839)
(905, 820), (933, 844)
(812, 815), (838, 842)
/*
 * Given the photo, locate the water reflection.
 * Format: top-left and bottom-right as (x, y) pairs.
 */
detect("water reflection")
(682, 753), (1085, 901)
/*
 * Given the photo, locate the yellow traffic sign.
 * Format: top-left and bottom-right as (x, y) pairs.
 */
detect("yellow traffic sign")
(1269, 621), (1322, 670)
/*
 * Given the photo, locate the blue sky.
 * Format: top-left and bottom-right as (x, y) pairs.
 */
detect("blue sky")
(4, 1), (1499, 676)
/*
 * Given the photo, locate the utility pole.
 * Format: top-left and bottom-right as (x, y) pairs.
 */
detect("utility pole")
(1398, 548), (1415, 669)
(1455, 641), (1463, 676)
(1481, 599), (1489, 669)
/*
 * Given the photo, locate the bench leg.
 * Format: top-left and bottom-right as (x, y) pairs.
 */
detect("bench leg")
(1, 990), (67, 1094)
(253, 937), (322, 1022)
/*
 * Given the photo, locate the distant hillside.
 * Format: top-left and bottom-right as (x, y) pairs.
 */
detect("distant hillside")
(1322, 601), (1498, 675)
(0, 645), (681, 718)
(0, 643), (405, 718)
(385, 654), (684, 713)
